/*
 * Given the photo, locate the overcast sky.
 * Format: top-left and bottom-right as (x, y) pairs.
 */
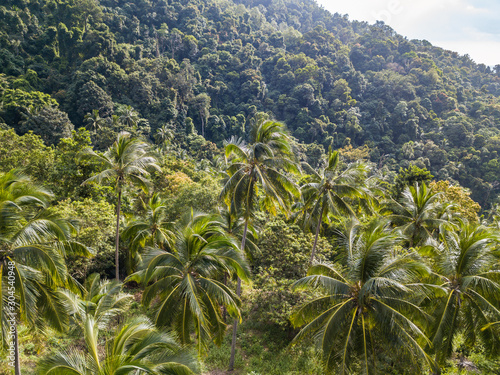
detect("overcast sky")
(315, 0), (500, 66)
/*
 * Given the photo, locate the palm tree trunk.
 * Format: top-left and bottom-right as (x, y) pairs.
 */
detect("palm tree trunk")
(115, 188), (122, 281)
(223, 272), (228, 321)
(228, 218), (248, 371)
(309, 205), (324, 263)
(14, 322), (21, 375)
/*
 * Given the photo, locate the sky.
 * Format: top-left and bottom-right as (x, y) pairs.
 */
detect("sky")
(315, 0), (500, 66)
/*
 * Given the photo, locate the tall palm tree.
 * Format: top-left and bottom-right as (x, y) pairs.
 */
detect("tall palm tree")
(220, 116), (300, 370)
(128, 211), (250, 355)
(384, 183), (452, 247)
(122, 193), (175, 273)
(300, 150), (370, 263)
(423, 220), (500, 365)
(291, 219), (437, 374)
(81, 131), (160, 280)
(0, 170), (92, 375)
(217, 207), (259, 320)
(37, 316), (198, 375)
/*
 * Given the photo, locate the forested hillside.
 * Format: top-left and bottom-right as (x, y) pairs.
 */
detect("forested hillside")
(1, 0), (500, 374)
(2, 0), (500, 205)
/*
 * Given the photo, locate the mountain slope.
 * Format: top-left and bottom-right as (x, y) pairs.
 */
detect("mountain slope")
(1, 0), (500, 204)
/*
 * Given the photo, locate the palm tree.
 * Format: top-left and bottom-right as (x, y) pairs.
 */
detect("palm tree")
(385, 183), (452, 247)
(59, 273), (133, 334)
(108, 114), (121, 128)
(128, 211), (250, 355)
(300, 150), (370, 263)
(122, 193), (174, 273)
(118, 105), (140, 128)
(155, 124), (174, 147)
(291, 219), (437, 374)
(37, 316), (198, 375)
(84, 109), (106, 133)
(217, 207), (259, 319)
(217, 206), (259, 262)
(220, 116), (300, 370)
(0, 170), (92, 375)
(81, 131), (160, 280)
(423, 220), (500, 365)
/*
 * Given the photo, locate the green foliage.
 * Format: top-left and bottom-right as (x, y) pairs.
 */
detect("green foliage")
(129, 211), (250, 354)
(37, 316), (198, 375)
(423, 221), (500, 365)
(122, 192), (175, 273)
(164, 176), (220, 221)
(255, 218), (330, 280)
(48, 128), (110, 200)
(250, 218), (331, 335)
(0, 0), (499, 204)
(392, 165), (434, 197)
(384, 182), (451, 247)
(81, 131), (160, 279)
(429, 180), (481, 223)
(53, 198), (116, 280)
(221, 116), (300, 219)
(0, 128), (55, 182)
(291, 219), (437, 374)
(1, 0), (500, 373)
(18, 106), (74, 145)
(202, 330), (324, 375)
(300, 149), (371, 261)
(1, 89), (58, 125)
(0, 170), (93, 352)
(59, 273), (133, 334)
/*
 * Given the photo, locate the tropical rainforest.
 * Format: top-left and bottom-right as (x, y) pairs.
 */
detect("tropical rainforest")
(1, 0), (500, 374)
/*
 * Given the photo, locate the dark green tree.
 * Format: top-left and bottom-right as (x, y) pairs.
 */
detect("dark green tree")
(392, 165), (433, 198)
(18, 106), (74, 146)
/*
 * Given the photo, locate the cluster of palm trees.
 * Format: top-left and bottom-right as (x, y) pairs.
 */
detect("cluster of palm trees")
(218, 117), (500, 373)
(84, 106), (140, 135)
(2, 115), (500, 374)
(290, 183), (500, 373)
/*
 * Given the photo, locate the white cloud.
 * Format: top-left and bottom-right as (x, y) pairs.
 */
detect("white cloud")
(433, 40), (500, 66)
(316, 0), (500, 65)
